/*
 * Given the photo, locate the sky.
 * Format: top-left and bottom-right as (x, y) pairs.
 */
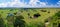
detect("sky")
(0, 0), (60, 8)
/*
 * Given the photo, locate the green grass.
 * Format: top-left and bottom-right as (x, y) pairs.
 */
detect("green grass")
(0, 8), (60, 27)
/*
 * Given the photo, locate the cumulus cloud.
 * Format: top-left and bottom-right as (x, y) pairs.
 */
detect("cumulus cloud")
(0, 3), (7, 7)
(57, 1), (60, 6)
(0, 0), (59, 8)
(28, 0), (47, 7)
(0, 0), (26, 7)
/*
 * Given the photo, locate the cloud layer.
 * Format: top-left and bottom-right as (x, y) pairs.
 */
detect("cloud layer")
(0, 0), (60, 8)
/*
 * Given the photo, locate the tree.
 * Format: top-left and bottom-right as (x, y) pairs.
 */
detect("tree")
(55, 11), (60, 17)
(14, 15), (25, 27)
(6, 13), (14, 27)
(0, 14), (5, 27)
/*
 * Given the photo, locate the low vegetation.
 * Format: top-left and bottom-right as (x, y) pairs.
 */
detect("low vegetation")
(0, 8), (60, 27)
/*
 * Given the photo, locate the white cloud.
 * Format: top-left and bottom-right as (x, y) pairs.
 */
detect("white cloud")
(0, 3), (7, 7)
(28, 0), (47, 7)
(57, 1), (60, 6)
(39, 2), (46, 6)
(0, 0), (58, 8)
(29, 0), (38, 6)
(0, 0), (27, 7)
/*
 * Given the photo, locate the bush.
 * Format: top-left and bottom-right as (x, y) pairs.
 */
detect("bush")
(33, 13), (41, 18)
(55, 11), (60, 17)
(0, 14), (5, 27)
(6, 13), (14, 27)
(40, 10), (47, 12)
(48, 11), (50, 13)
(36, 22), (45, 27)
(0, 18), (5, 27)
(14, 15), (25, 27)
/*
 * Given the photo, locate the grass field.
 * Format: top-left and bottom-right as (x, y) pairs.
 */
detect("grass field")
(0, 8), (60, 27)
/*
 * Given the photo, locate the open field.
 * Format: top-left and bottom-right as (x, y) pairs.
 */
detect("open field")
(0, 8), (60, 27)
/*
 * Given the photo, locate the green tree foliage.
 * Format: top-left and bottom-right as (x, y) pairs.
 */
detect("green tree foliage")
(52, 11), (60, 21)
(6, 13), (14, 27)
(49, 11), (60, 27)
(14, 15), (25, 27)
(55, 11), (60, 17)
(0, 17), (5, 27)
(51, 11), (60, 21)
(37, 22), (45, 27)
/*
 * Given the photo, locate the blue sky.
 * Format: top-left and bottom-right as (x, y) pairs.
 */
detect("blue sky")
(0, 0), (60, 8)
(40, 0), (58, 5)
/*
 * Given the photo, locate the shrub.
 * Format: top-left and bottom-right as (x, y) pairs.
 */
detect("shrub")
(40, 10), (47, 12)
(0, 14), (5, 27)
(6, 13), (14, 27)
(0, 18), (5, 27)
(55, 11), (60, 17)
(33, 13), (41, 18)
(14, 15), (25, 27)
(37, 22), (45, 27)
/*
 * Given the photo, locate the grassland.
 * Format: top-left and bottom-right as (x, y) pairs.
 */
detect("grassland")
(0, 8), (60, 27)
